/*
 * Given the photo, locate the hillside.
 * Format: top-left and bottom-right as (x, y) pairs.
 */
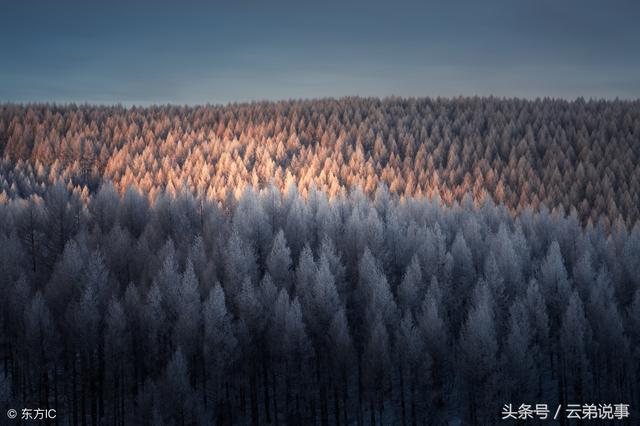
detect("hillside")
(1, 98), (639, 425)
(1, 97), (639, 226)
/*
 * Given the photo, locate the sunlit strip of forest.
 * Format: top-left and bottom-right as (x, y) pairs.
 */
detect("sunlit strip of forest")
(1, 97), (639, 227)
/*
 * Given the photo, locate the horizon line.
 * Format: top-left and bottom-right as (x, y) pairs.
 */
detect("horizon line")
(2, 94), (640, 109)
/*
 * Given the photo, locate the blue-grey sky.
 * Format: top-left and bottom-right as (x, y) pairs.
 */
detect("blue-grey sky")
(2, 1), (639, 105)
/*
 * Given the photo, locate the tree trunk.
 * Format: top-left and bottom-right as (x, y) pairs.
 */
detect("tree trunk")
(317, 355), (328, 426)
(120, 366), (125, 426)
(333, 382), (341, 426)
(357, 355), (363, 426)
(559, 358), (567, 426)
(250, 361), (259, 426)
(216, 379), (224, 426)
(272, 370), (279, 426)
(72, 353), (78, 426)
(240, 382), (247, 420)
(399, 363), (406, 426)
(90, 355), (97, 426)
(378, 390), (384, 426)
(411, 376), (417, 426)
(3, 341), (8, 378)
(99, 345), (105, 420)
(81, 356), (87, 426)
(310, 393), (317, 425)
(225, 381), (232, 426)
(342, 368), (348, 426)
(113, 366), (119, 426)
(53, 364), (58, 422)
(285, 365), (291, 422)
(203, 361), (208, 410)
(262, 354), (272, 423)
(370, 396), (376, 426)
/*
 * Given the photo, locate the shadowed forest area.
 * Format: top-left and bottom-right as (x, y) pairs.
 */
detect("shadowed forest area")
(0, 98), (639, 425)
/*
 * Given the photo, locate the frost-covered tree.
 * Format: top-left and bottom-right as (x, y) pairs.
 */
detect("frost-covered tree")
(541, 241), (572, 330)
(0, 176), (636, 425)
(266, 229), (293, 292)
(397, 254), (421, 315)
(560, 291), (593, 402)
(458, 282), (498, 424)
(203, 283), (237, 419)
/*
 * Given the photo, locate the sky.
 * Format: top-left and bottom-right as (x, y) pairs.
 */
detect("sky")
(1, 0), (639, 105)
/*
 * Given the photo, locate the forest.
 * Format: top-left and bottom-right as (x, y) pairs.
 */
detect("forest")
(0, 97), (638, 425)
(1, 97), (639, 226)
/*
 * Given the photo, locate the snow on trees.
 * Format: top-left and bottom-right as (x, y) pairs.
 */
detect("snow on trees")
(0, 131), (637, 423)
